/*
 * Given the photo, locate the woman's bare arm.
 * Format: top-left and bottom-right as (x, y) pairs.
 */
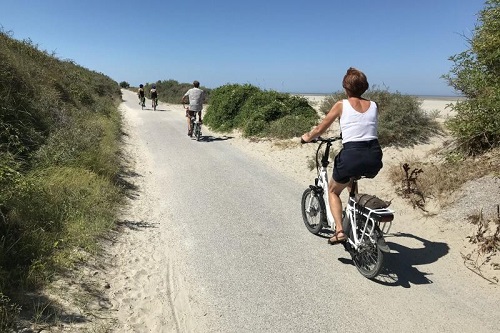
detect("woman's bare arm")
(301, 100), (342, 142)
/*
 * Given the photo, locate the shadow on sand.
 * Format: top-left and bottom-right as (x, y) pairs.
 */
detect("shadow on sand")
(189, 135), (234, 143)
(335, 232), (449, 287)
(115, 219), (158, 231)
(141, 107), (170, 112)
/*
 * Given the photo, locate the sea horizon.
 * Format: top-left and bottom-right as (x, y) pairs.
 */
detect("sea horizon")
(293, 92), (465, 100)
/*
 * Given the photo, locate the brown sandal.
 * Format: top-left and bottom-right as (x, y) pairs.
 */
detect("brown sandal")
(328, 230), (347, 245)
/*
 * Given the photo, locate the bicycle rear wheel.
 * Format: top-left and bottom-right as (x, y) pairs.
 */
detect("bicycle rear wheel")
(350, 223), (384, 279)
(301, 188), (326, 234)
(195, 123), (202, 141)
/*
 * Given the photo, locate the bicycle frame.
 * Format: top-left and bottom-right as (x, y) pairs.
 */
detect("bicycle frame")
(309, 137), (394, 251)
(308, 137), (338, 229)
(314, 165), (335, 226)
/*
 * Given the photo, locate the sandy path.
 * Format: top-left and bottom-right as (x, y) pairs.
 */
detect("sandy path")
(57, 92), (499, 332)
(102, 94), (211, 332)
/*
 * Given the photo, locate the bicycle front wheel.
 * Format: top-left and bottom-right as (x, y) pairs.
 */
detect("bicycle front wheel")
(351, 227), (384, 279)
(301, 188), (326, 234)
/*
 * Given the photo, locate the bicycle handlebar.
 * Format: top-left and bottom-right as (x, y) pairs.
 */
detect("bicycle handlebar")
(301, 136), (341, 144)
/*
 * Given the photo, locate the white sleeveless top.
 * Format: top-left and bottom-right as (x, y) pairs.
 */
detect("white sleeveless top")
(339, 99), (378, 143)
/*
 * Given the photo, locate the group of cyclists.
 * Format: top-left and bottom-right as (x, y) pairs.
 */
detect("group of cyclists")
(137, 84), (158, 108)
(137, 81), (206, 137)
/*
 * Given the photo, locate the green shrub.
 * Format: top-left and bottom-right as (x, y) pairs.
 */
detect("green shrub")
(204, 84), (260, 132)
(204, 84), (318, 138)
(144, 79), (211, 104)
(119, 81), (130, 88)
(443, 0), (500, 154)
(445, 98), (500, 154)
(267, 115), (319, 139)
(319, 87), (441, 146)
(237, 91), (318, 138)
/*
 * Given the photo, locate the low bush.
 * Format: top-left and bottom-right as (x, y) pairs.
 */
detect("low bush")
(204, 84), (319, 138)
(143, 79), (211, 104)
(203, 83), (260, 132)
(237, 91), (318, 138)
(445, 97), (500, 155)
(319, 87), (441, 146)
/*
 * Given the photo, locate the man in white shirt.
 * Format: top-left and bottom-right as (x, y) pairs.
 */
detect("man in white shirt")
(182, 80), (206, 136)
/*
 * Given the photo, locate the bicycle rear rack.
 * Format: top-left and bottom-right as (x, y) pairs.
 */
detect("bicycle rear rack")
(349, 198), (395, 235)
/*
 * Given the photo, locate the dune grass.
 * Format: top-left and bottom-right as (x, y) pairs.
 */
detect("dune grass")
(0, 30), (123, 330)
(387, 148), (500, 209)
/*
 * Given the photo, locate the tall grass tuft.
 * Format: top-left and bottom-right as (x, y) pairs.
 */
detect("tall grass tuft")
(4, 167), (120, 287)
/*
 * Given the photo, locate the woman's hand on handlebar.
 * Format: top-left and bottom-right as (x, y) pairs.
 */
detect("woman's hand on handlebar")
(300, 133), (312, 144)
(301, 133), (319, 144)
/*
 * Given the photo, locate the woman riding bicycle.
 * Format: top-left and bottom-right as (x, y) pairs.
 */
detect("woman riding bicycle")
(150, 84), (158, 108)
(301, 67), (383, 245)
(137, 84), (145, 106)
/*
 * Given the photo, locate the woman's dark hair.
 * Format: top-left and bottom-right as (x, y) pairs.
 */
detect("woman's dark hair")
(342, 67), (369, 97)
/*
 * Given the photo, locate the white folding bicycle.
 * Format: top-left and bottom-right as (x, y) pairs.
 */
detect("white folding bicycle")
(301, 136), (395, 279)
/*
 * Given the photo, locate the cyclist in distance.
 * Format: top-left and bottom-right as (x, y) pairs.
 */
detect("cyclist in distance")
(182, 80), (206, 136)
(150, 84), (158, 108)
(137, 84), (145, 107)
(301, 67), (383, 245)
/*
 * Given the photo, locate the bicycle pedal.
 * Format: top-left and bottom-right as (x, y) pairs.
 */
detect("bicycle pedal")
(377, 238), (391, 253)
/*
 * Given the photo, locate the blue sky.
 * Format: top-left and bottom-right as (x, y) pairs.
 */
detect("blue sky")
(0, 0), (485, 95)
